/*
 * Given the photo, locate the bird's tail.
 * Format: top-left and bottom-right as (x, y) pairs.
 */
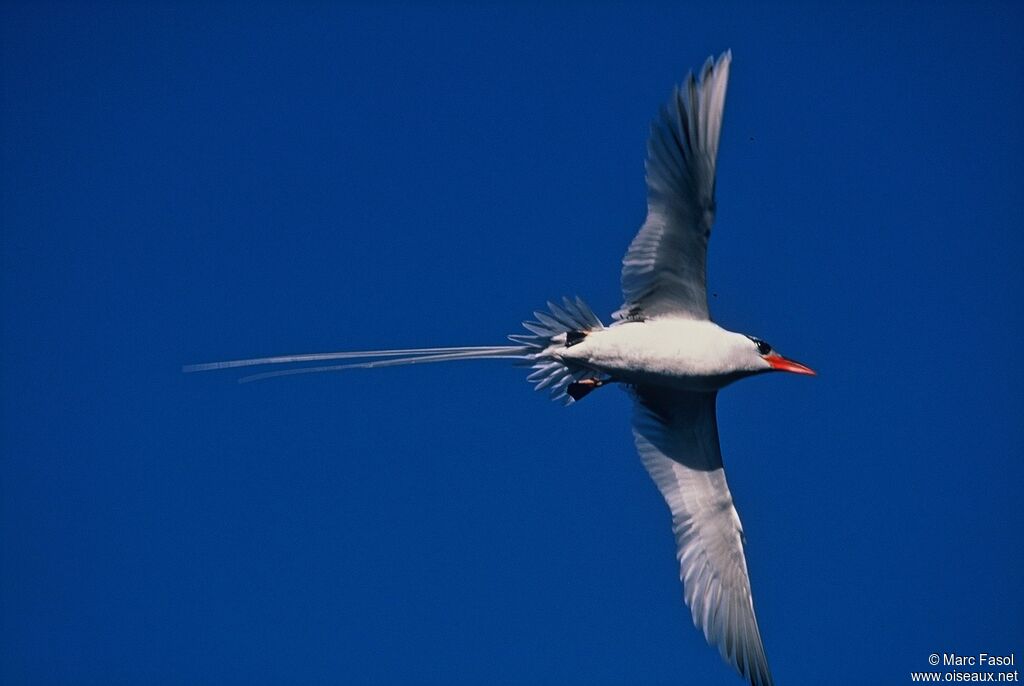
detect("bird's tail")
(184, 296), (605, 402)
(509, 296), (606, 403)
(183, 345), (528, 383)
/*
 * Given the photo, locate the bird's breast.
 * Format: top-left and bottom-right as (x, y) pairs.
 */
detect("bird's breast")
(562, 319), (748, 391)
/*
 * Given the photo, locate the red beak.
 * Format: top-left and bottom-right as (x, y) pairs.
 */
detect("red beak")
(766, 353), (816, 376)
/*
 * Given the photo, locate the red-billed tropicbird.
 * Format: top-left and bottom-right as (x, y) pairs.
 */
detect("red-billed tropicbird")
(187, 51), (814, 686)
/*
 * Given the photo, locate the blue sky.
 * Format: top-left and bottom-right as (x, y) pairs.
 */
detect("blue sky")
(2, 2), (1022, 684)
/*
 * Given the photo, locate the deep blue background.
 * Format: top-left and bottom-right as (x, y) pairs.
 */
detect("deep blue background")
(3, 2), (1022, 684)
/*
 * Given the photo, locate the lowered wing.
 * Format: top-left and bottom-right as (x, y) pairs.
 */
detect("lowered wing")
(632, 386), (773, 686)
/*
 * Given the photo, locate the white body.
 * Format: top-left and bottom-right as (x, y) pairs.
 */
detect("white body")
(561, 319), (763, 392)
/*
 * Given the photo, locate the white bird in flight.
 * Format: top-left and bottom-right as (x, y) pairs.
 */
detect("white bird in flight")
(187, 51), (814, 686)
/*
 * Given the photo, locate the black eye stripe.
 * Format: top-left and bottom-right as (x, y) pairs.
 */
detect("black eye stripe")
(748, 337), (772, 355)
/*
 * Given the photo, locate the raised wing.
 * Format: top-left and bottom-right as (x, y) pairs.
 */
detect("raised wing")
(616, 51), (731, 322)
(632, 387), (773, 686)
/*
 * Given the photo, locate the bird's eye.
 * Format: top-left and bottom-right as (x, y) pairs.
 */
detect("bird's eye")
(752, 338), (772, 355)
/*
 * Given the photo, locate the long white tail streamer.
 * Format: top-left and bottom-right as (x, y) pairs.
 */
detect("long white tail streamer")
(182, 346), (518, 373)
(236, 347), (527, 383)
(184, 296), (606, 402)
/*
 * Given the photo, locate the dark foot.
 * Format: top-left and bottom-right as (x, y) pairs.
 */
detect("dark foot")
(567, 378), (604, 401)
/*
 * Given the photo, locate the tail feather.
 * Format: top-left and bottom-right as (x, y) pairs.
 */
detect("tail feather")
(513, 296), (606, 404)
(184, 296), (606, 403)
(511, 296), (603, 351)
(182, 346), (517, 373)
(237, 347), (523, 383)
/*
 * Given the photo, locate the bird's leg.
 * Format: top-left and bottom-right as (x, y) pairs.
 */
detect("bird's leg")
(567, 377), (606, 402)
